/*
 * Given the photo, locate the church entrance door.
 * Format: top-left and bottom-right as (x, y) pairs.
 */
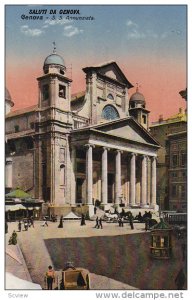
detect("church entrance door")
(108, 173), (114, 203)
(76, 177), (84, 204)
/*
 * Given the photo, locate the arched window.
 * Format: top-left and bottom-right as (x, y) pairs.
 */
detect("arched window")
(107, 93), (114, 100)
(101, 105), (119, 120)
(130, 102), (135, 108)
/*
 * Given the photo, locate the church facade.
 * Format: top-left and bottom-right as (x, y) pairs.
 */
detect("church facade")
(5, 50), (160, 216)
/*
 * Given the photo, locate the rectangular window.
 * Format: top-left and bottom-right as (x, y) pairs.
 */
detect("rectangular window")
(182, 171), (187, 178)
(181, 153), (187, 167)
(116, 96), (121, 106)
(171, 185), (177, 197)
(59, 85), (66, 98)
(181, 185), (186, 199)
(42, 84), (49, 101)
(171, 172), (177, 178)
(30, 122), (35, 129)
(14, 125), (19, 132)
(172, 154), (178, 167)
(142, 115), (147, 124)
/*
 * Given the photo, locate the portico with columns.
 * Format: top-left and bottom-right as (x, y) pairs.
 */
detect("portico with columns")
(6, 52), (160, 217)
(70, 117), (159, 212)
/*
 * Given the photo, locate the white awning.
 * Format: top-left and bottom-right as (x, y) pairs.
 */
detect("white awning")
(27, 207), (34, 210)
(5, 204), (27, 212)
(6, 272), (42, 289)
(63, 211), (81, 220)
(34, 206), (40, 210)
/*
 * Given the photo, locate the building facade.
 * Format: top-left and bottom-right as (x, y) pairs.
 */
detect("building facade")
(5, 50), (160, 216)
(150, 105), (187, 212)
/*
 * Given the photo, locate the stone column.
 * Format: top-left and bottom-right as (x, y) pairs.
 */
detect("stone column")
(70, 146), (76, 206)
(130, 153), (136, 206)
(102, 147), (108, 205)
(151, 157), (157, 206)
(115, 150), (121, 204)
(141, 155), (147, 206)
(86, 144), (94, 205)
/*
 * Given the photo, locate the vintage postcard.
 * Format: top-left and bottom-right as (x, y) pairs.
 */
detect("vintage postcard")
(4, 2), (187, 298)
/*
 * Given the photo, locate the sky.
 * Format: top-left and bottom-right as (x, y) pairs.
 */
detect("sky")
(5, 4), (187, 123)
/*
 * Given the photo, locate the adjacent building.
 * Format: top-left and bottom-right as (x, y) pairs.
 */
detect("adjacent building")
(5, 49), (160, 216)
(150, 98), (187, 212)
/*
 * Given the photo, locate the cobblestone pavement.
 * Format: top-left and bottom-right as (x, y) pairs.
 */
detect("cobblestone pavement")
(6, 220), (186, 290)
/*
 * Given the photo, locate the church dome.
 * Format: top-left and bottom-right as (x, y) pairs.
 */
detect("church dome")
(5, 87), (14, 114)
(44, 53), (65, 67)
(5, 87), (12, 101)
(5, 87), (14, 106)
(130, 90), (145, 103)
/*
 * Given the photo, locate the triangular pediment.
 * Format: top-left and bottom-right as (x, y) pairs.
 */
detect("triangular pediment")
(98, 63), (124, 82)
(83, 62), (133, 88)
(92, 117), (159, 146)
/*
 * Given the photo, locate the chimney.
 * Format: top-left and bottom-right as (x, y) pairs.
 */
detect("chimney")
(179, 107), (184, 114)
(159, 115), (163, 123)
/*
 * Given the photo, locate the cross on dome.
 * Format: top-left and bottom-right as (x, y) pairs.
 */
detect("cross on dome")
(53, 41), (57, 54)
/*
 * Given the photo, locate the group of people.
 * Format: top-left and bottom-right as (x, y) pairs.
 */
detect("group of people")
(18, 217), (34, 232)
(117, 216), (134, 229)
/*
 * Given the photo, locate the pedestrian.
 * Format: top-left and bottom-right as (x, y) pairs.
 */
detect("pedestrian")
(5, 221), (8, 234)
(80, 214), (86, 226)
(9, 230), (17, 245)
(24, 220), (28, 231)
(18, 220), (22, 232)
(94, 206), (97, 215)
(129, 218), (134, 230)
(42, 217), (48, 227)
(145, 219), (149, 231)
(44, 265), (55, 290)
(30, 217), (34, 228)
(95, 216), (99, 228)
(58, 215), (63, 228)
(99, 217), (103, 229)
(175, 268), (186, 289)
(118, 217), (123, 227)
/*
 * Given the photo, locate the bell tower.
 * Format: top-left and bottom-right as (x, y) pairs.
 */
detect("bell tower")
(129, 85), (150, 130)
(37, 43), (72, 112)
(35, 44), (73, 209)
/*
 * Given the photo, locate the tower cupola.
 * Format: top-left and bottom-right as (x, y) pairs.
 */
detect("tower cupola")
(129, 85), (150, 130)
(5, 87), (14, 115)
(129, 86), (146, 109)
(43, 43), (66, 75)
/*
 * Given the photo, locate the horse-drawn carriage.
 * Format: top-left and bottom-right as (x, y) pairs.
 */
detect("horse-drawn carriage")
(60, 263), (90, 290)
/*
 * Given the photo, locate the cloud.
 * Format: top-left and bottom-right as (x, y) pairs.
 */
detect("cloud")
(126, 19), (138, 28)
(63, 25), (84, 37)
(20, 25), (43, 37)
(126, 19), (159, 40)
(20, 19), (83, 39)
(127, 29), (146, 40)
(44, 18), (72, 26)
